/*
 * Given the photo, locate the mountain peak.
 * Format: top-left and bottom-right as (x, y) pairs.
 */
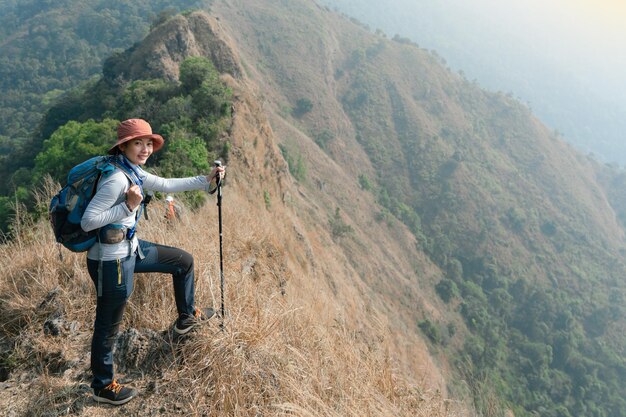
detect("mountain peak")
(104, 11), (241, 83)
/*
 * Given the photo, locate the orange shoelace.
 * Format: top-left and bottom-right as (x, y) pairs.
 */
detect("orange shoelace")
(105, 380), (123, 394)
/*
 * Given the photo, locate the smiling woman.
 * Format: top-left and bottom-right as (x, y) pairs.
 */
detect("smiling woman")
(80, 118), (225, 406)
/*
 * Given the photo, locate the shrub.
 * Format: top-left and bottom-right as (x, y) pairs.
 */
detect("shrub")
(279, 144), (307, 182)
(314, 129), (334, 149)
(329, 207), (353, 239)
(418, 319), (441, 344)
(358, 174), (373, 191)
(292, 98), (313, 117)
(180, 56), (219, 94)
(263, 190), (271, 209)
(435, 278), (459, 303)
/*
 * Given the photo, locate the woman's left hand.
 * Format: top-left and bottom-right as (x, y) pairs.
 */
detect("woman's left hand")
(207, 165), (225, 183)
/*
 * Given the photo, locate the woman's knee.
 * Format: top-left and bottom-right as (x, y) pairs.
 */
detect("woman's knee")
(178, 250), (194, 275)
(157, 245), (194, 274)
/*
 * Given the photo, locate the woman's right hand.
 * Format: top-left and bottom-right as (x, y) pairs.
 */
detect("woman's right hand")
(125, 185), (143, 210)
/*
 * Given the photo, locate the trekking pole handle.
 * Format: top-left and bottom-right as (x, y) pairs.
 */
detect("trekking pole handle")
(213, 160), (223, 187)
(213, 160), (224, 204)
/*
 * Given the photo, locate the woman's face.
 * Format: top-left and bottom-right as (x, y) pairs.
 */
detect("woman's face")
(120, 137), (153, 165)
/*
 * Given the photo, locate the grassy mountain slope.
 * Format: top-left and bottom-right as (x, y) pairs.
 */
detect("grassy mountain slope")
(0, 182), (455, 416)
(212, 1), (626, 415)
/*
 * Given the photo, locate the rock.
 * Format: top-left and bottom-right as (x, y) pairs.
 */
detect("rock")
(43, 318), (80, 337)
(107, 12), (242, 84)
(114, 328), (169, 373)
(242, 256), (257, 276)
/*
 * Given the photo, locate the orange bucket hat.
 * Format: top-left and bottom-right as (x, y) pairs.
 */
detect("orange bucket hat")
(108, 118), (164, 154)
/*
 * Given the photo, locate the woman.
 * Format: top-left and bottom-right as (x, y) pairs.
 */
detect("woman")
(81, 118), (225, 406)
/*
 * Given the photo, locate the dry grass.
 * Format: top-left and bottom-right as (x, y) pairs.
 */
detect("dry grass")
(0, 181), (468, 416)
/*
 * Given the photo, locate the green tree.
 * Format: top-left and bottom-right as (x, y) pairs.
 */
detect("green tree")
(157, 127), (212, 209)
(418, 319), (442, 344)
(358, 173), (373, 191)
(33, 119), (118, 183)
(179, 56), (220, 95)
(292, 98), (313, 117)
(120, 79), (177, 122)
(158, 127), (211, 178)
(191, 80), (232, 119)
(0, 196), (12, 236)
(435, 278), (459, 303)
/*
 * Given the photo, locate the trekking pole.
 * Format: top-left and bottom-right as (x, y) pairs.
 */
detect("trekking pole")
(214, 160), (225, 329)
(143, 191), (153, 220)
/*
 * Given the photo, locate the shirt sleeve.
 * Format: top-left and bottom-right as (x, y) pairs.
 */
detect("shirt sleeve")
(81, 171), (135, 232)
(141, 170), (210, 193)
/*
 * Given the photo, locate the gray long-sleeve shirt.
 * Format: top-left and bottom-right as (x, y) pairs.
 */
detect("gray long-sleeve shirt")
(81, 162), (211, 261)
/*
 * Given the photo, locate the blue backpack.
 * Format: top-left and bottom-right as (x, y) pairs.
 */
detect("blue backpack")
(49, 155), (142, 252)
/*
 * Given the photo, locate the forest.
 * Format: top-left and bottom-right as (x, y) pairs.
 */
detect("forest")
(0, 0), (212, 229)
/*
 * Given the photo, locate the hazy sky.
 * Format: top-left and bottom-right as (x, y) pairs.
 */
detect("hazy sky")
(476, 0), (626, 93)
(324, 0), (626, 162)
(327, 0), (626, 96)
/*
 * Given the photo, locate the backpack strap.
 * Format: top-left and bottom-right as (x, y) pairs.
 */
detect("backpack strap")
(97, 234), (104, 297)
(109, 156), (145, 241)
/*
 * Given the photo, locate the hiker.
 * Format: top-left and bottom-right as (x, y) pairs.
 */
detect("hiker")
(80, 118), (225, 406)
(164, 195), (181, 221)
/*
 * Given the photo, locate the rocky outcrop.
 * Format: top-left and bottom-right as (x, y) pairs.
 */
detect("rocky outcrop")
(104, 11), (242, 83)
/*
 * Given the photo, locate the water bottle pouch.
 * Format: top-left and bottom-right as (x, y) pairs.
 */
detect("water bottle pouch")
(99, 224), (127, 244)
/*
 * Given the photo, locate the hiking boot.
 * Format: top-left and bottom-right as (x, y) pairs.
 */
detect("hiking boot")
(174, 307), (215, 335)
(93, 380), (137, 405)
